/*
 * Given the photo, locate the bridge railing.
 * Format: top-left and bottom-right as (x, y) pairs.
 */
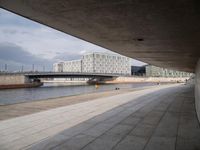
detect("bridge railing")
(0, 71), (131, 77)
(25, 72), (121, 77)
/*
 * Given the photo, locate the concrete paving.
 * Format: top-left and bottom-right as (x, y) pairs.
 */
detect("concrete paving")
(0, 84), (199, 150)
(0, 89), (133, 121)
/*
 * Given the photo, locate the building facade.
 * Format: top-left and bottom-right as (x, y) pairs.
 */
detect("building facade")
(62, 60), (82, 73)
(145, 65), (192, 77)
(53, 62), (63, 72)
(82, 52), (131, 75)
(131, 66), (146, 76)
(53, 52), (131, 75)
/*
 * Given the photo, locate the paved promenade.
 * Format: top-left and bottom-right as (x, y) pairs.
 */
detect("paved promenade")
(0, 86), (154, 121)
(0, 84), (199, 150)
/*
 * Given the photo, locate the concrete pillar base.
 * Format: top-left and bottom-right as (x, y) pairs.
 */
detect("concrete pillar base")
(195, 59), (200, 122)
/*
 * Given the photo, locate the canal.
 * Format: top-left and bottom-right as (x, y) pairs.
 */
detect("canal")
(0, 82), (157, 105)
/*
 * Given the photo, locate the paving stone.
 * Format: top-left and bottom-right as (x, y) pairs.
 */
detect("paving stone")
(84, 108), (123, 124)
(53, 134), (95, 150)
(144, 137), (176, 150)
(141, 116), (161, 125)
(116, 109), (135, 118)
(176, 137), (200, 150)
(103, 115), (125, 125)
(153, 126), (177, 138)
(120, 116), (141, 126)
(177, 127), (200, 139)
(81, 123), (134, 150)
(131, 110), (147, 118)
(168, 99), (183, 113)
(28, 134), (70, 150)
(154, 103), (170, 111)
(60, 122), (94, 137)
(113, 135), (148, 150)
(108, 124), (133, 137)
(82, 132), (124, 150)
(81, 123), (114, 137)
(130, 123), (155, 138)
(157, 112), (179, 128)
(179, 114), (200, 129)
(147, 110), (164, 118)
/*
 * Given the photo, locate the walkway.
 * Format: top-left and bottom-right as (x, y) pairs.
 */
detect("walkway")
(0, 89), (131, 121)
(0, 84), (199, 150)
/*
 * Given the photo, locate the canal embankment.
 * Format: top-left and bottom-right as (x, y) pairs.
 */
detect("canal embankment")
(0, 74), (42, 89)
(105, 76), (189, 83)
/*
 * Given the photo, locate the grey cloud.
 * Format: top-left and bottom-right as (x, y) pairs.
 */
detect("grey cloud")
(0, 42), (54, 71)
(2, 29), (30, 35)
(2, 29), (17, 34)
(54, 52), (82, 61)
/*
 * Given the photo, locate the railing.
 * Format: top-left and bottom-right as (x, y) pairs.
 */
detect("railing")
(0, 71), (131, 77)
(26, 72), (121, 76)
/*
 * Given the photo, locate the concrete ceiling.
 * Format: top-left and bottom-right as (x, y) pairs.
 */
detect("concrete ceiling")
(1, 0), (200, 72)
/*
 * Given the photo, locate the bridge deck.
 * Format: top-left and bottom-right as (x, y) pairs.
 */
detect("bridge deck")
(0, 72), (120, 78)
(0, 84), (199, 150)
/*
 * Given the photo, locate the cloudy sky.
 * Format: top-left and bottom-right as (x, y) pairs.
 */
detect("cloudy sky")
(0, 8), (146, 71)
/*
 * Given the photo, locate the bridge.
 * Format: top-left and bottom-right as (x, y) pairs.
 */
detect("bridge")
(0, 72), (120, 79)
(24, 72), (119, 83)
(0, 72), (120, 85)
(22, 72), (120, 79)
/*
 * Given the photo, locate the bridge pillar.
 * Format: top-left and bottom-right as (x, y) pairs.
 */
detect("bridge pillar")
(87, 77), (116, 84)
(195, 59), (200, 122)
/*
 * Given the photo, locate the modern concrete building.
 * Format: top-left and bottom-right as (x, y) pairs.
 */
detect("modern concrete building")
(62, 60), (82, 73)
(145, 65), (192, 78)
(131, 66), (146, 76)
(53, 52), (131, 75)
(53, 62), (63, 72)
(82, 52), (131, 75)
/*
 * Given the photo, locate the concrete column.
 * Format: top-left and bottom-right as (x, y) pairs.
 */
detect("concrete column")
(195, 59), (200, 122)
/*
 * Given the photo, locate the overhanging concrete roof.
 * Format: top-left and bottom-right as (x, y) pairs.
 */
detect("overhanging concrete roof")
(1, 0), (200, 72)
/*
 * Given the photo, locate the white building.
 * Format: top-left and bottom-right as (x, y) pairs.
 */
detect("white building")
(82, 52), (131, 75)
(53, 62), (64, 72)
(62, 60), (82, 73)
(145, 65), (193, 77)
(53, 52), (131, 75)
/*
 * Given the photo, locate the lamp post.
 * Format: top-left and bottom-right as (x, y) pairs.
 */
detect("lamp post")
(32, 64), (34, 72)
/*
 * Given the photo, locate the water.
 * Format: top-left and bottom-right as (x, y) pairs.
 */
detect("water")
(0, 82), (157, 105)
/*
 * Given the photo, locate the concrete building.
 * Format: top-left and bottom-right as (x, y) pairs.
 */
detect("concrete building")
(82, 52), (131, 75)
(53, 62), (63, 72)
(53, 52), (131, 75)
(62, 60), (82, 73)
(145, 65), (192, 77)
(131, 66), (146, 76)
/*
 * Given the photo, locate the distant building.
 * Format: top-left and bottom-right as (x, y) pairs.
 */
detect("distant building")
(82, 52), (131, 75)
(62, 60), (82, 73)
(53, 52), (131, 75)
(131, 66), (146, 76)
(53, 62), (63, 72)
(145, 65), (192, 77)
